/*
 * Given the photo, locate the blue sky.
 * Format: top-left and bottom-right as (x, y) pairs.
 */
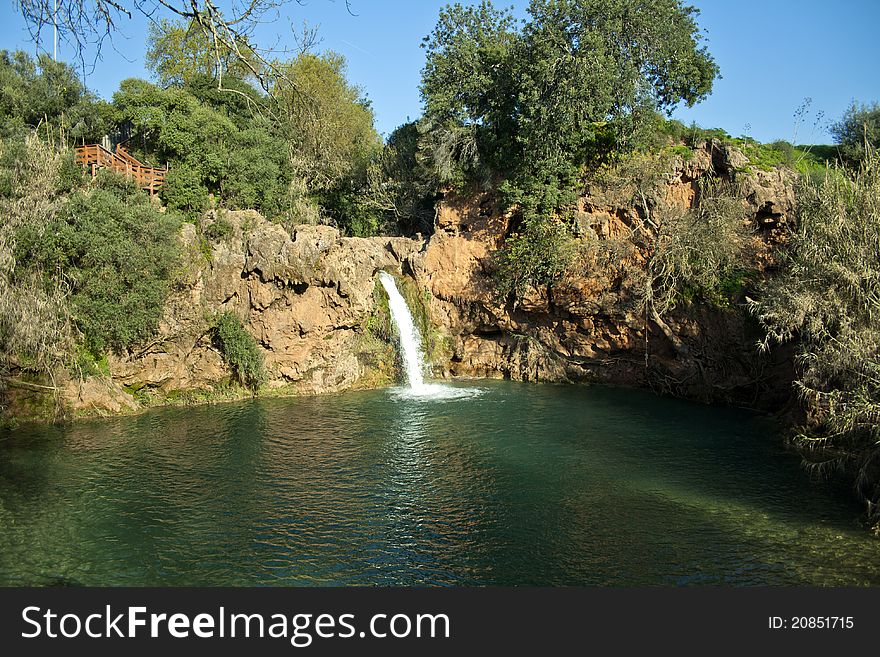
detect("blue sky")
(2, 0), (878, 143)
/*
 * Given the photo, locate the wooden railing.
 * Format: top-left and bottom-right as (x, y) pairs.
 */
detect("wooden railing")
(75, 144), (167, 194)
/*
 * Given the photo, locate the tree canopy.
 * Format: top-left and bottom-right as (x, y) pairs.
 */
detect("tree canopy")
(13, 1), (322, 87)
(145, 18), (261, 88)
(0, 49), (111, 142)
(420, 0), (719, 301)
(832, 102), (880, 166)
(421, 0), (719, 175)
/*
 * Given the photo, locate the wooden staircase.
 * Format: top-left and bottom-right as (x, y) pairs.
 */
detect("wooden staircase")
(75, 144), (167, 194)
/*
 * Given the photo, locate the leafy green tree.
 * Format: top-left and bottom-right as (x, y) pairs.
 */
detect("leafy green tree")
(832, 102), (880, 167)
(14, 171), (181, 355)
(274, 52), (383, 231)
(420, 2), (519, 171)
(421, 0), (719, 300)
(112, 78), (289, 215)
(146, 18), (260, 88)
(184, 73), (268, 129)
(365, 121), (438, 235)
(0, 50), (111, 143)
(421, 0), (718, 174)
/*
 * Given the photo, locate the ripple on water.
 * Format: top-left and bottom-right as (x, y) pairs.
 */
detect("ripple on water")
(0, 380), (878, 586)
(388, 383), (487, 401)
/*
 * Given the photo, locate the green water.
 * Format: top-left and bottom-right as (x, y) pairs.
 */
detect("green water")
(0, 381), (877, 586)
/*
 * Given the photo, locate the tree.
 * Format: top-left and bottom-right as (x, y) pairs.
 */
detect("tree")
(146, 18), (260, 88)
(111, 77), (289, 215)
(421, 0), (719, 175)
(364, 121), (438, 235)
(832, 101), (880, 166)
(421, 0), (719, 301)
(420, 1), (519, 171)
(273, 51), (382, 231)
(275, 52), (380, 191)
(0, 50), (111, 143)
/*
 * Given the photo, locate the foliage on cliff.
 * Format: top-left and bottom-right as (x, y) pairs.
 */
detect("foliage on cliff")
(419, 0), (720, 301)
(753, 148), (880, 525)
(0, 134), (76, 383)
(0, 133), (181, 393)
(210, 311), (266, 391)
(646, 178), (752, 317)
(1, 39), (386, 236)
(17, 172), (182, 355)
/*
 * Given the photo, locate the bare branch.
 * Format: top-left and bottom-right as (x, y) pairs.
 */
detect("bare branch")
(13, 1), (327, 93)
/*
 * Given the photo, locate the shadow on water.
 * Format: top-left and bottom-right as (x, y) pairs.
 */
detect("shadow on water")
(0, 380), (877, 586)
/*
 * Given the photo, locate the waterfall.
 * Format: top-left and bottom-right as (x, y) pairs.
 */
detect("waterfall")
(379, 271), (427, 391)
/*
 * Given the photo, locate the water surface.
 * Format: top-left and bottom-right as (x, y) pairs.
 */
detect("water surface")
(1, 381), (877, 586)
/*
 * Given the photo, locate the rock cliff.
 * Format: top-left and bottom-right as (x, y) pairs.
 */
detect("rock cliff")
(4, 140), (798, 420)
(51, 211), (423, 417)
(408, 140), (797, 409)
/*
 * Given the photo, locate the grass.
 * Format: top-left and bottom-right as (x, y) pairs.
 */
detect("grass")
(736, 139), (834, 176)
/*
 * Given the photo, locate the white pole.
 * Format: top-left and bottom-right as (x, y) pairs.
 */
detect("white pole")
(53, 0), (58, 61)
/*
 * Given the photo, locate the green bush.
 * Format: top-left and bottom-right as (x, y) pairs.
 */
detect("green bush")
(210, 311), (266, 390)
(832, 101), (880, 167)
(15, 171), (181, 354)
(56, 149), (85, 193)
(494, 217), (574, 303)
(161, 165), (210, 214)
(203, 214), (233, 242)
(0, 136), (28, 197)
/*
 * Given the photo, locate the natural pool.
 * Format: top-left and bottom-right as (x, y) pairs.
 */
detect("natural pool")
(0, 380), (877, 586)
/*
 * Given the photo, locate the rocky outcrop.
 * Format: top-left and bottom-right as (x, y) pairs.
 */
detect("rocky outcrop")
(409, 140), (798, 409)
(2, 141), (799, 421)
(60, 212), (420, 414)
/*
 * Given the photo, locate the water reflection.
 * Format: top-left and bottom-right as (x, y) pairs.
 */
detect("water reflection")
(0, 381), (878, 586)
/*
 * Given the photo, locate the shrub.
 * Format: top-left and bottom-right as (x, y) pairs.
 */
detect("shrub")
(161, 165), (210, 214)
(210, 311), (266, 390)
(494, 217), (575, 304)
(646, 179), (752, 316)
(0, 135), (75, 378)
(203, 213), (233, 242)
(753, 148), (880, 526)
(832, 102), (880, 167)
(15, 172), (181, 354)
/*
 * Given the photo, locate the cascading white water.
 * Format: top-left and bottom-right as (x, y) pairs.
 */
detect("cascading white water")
(379, 271), (427, 391)
(377, 272), (483, 401)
